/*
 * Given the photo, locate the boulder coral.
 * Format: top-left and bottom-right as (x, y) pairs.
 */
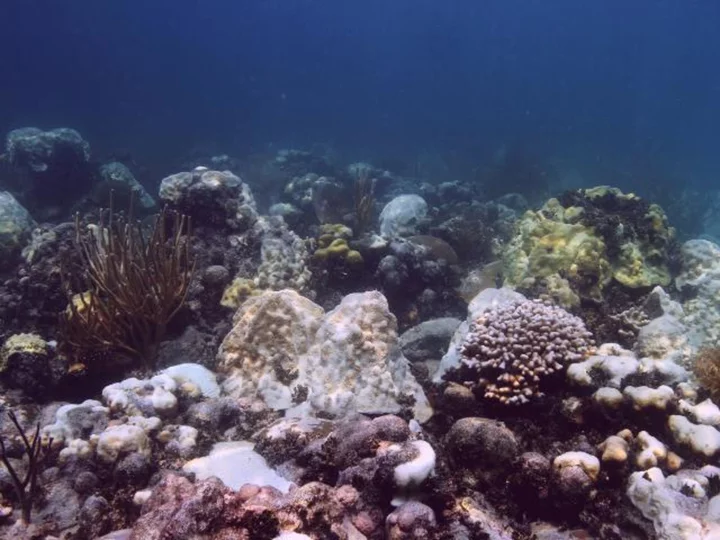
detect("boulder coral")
(312, 223), (363, 265)
(502, 186), (676, 306)
(217, 289), (432, 422)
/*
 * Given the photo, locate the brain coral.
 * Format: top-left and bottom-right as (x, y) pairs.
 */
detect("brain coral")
(459, 298), (594, 405)
(502, 186), (676, 306)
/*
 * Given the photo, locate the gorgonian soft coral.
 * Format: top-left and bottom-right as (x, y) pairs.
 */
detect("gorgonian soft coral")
(60, 205), (194, 370)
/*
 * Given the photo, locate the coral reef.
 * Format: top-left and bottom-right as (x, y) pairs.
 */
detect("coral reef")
(0, 222), (79, 346)
(60, 206), (194, 370)
(5, 128), (90, 174)
(433, 199), (518, 264)
(253, 216), (312, 294)
(219, 276), (260, 310)
(0, 333), (61, 398)
(693, 348), (720, 402)
(375, 237), (464, 328)
(676, 239), (720, 348)
(312, 223), (363, 266)
(4, 133), (720, 540)
(4, 127), (94, 219)
(95, 162), (156, 211)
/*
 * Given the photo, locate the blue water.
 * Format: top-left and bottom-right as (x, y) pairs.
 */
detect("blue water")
(2, 0), (719, 191)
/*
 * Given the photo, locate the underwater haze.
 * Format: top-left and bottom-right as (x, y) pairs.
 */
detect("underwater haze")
(2, 0), (720, 190)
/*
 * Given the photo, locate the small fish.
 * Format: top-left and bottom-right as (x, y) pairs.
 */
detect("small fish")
(67, 362), (87, 376)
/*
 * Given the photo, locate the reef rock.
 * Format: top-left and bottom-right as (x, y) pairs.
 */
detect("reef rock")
(399, 317), (462, 370)
(0, 191), (35, 268)
(97, 162), (155, 210)
(218, 289), (432, 422)
(130, 473), (385, 539)
(159, 166), (258, 231)
(5, 127), (90, 173)
(379, 194), (429, 238)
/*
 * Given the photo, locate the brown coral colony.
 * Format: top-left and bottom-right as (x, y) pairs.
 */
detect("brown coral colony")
(460, 299), (594, 405)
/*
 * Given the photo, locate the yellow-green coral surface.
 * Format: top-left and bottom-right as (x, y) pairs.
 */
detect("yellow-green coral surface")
(0, 333), (48, 372)
(502, 187), (674, 306)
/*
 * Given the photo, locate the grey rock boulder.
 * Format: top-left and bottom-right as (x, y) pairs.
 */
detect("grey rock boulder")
(6, 127), (90, 173)
(0, 191), (35, 268)
(98, 162), (156, 210)
(399, 317), (461, 374)
(379, 194), (428, 238)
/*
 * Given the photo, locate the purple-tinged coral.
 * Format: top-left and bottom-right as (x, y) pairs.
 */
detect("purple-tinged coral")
(459, 299), (594, 405)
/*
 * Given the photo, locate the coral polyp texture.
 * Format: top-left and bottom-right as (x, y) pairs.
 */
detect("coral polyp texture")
(459, 298), (594, 404)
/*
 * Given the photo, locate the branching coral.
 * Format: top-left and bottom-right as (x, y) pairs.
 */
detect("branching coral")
(459, 299), (594, 405)
(60, 205), (194, 369)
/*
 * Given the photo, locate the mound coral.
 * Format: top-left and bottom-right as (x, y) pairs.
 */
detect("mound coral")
(313, 223), (363, 265)
(502, 186), (676, 306)
(459, 298), (594, 405)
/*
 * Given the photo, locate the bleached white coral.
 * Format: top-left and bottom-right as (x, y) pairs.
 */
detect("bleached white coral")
(218, 289), (432, 422)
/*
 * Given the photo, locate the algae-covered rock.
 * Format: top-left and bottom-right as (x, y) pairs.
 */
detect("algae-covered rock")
(502, 186), (675, 306)
(0, 333), (53, 397)
(220, 277), (261, 310)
